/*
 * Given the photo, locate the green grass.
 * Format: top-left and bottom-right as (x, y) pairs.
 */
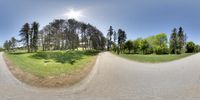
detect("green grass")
(5, 50), (99, 77)
(114, 53), (194, 63)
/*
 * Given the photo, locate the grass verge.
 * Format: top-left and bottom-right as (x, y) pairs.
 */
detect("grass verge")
(113, 52), (194, 63)
(4, 50), (99, 87)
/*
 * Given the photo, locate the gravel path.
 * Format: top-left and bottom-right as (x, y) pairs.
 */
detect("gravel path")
(1, 52), (200, 100)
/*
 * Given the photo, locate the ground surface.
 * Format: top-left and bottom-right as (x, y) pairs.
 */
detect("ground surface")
(4, 51), (97, 87)
(1, 52), (200, 100)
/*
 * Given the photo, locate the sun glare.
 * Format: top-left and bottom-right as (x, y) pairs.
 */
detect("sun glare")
(65, 9), (84, 20)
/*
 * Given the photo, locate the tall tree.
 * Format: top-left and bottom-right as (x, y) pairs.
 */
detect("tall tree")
(3, 40), (10, 51)
(113, 31), (117, 44)
(11, 37), (17, 50)
(80, 23), (87, 49)
(118, 29), (126, 53)
(107, 26), (114, 51)
(39, 19), (106, 51)
(32, 22), (39, 52)
(19, 23), (30, 53)
(177, 27), (186, 53)
(170, 28), (178, 54)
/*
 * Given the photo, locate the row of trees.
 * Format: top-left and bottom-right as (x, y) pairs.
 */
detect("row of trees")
(4, 19), (106, 52)
(4, 22), (200, 54)
(3, 37), (17, 52)
(106, 26), (127, 54)
(185, 41), (200, 53)
(169, 27), (187, 54)
(122, 27), (200, 55)
(19, 22), (39, 52)
(40, 19), (106, 51)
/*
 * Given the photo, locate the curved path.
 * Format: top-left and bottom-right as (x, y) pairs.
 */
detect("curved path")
(1, 52), (200, 100)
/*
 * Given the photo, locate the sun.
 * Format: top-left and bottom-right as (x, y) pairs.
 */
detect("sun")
(65, 9), (84, 20)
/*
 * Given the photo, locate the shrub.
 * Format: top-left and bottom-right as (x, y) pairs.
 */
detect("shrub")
(32, 50), (99, 64)
(146, 46), (154, 54)
(186, 41), (195, 53)
(155, 46), (169, 55)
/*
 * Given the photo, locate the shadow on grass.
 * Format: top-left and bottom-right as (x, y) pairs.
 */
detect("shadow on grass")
(8, 52), (27, 55)
(31, 50), (99, 64)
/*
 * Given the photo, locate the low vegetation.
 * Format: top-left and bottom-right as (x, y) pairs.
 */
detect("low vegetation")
(117, 53), (194, 63)
(5, 50), (99, 77)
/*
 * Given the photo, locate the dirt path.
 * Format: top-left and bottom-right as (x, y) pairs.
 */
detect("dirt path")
(1, 52), (200, 100)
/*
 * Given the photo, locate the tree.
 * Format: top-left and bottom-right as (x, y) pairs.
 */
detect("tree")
(125, 40), (133, 54)
(11, 37), (17, 50)
(140, 39), (150, 54)
(3, 40), (11, 51)
(113, 31), (117, 44)
(146, 33), (168, 54)
(177, 27), (186, 53)
(39, 19), (106, 51)
(186, 41), (195, 53)
(132, 38), (142, 54)
(195, 45), (200, 53)
(19, 23), (30, 53)
(118, 29), (126, 53)
(31, 22), (39, 52)
(170, 28), (178, 54)
(112, 31), (117, 52)
(107, 26), (114, 51)
(0, 47), (4, 52)
(50, 19), (66, 50)
(80, 23), (88, 49)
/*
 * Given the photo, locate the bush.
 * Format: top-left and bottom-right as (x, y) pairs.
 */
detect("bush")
(0, 48), (4, 52)
(195, 45), (200, 53)
(32, 50), (99, 64)
(155, 46), (169, 55)
(186, 41), (195, 53)
(146, 46), (154, 54)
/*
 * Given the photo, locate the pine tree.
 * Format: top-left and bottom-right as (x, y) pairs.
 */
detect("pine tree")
(170, 28), (178, 54)
(19, 23), (30, 53)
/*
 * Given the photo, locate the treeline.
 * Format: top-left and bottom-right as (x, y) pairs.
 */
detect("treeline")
(3, 37), (17, 52)
(3, 19), (106, 52)
(40, 19), (106, 51)
(110, 27), (200, 55)
(106, 26), (127, 54)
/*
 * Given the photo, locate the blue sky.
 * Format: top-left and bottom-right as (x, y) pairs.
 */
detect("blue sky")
(0, 0), (200, 47)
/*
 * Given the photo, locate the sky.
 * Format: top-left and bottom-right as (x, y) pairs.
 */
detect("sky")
(0, 0), (200, 47)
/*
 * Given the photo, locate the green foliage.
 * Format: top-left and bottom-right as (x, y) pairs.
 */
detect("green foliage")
(170, 28), (178, 54)
(107, 26), (114, 51)
(125, 40), (134, 53)
(117, 53), (194, 63)
(0, 48), (4, 52)
(118, 29), (127, 53)
(140, 39), (150, 54)
(146, 33), (168, 48)
(146, 46), (154, 54)
(3, 40), (12, 52)
(177, 27), (186, 52)
(155, 45), (169, 55)
(186, 41), (195, 53)
(31, 50), (99, 64)
(132, 38), (142, 54)
(170, 27), (187, 54)
(195, 45), (200, 53)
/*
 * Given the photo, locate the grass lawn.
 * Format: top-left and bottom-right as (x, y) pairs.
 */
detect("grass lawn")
(114, 53), (194, 63)
(5, 50), (99, 77)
